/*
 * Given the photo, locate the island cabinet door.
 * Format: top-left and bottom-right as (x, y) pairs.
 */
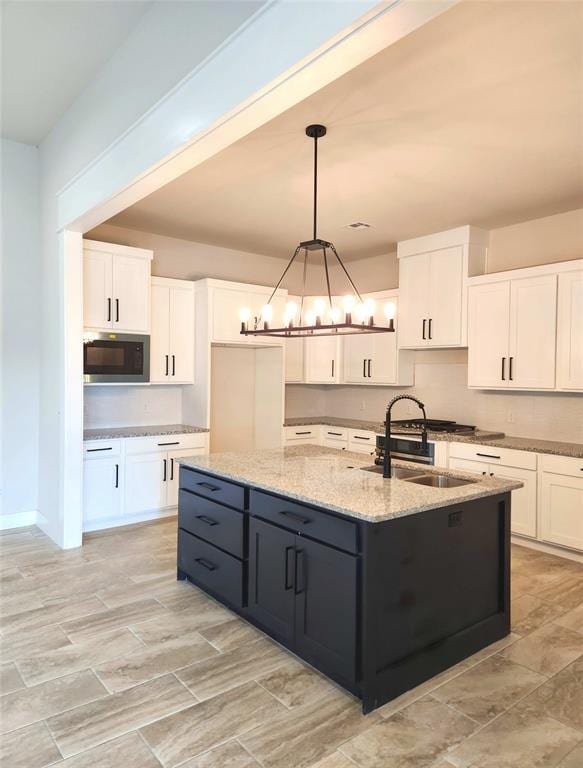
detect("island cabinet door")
(248, 517), (296, 645)
(294, 536), (358, 686)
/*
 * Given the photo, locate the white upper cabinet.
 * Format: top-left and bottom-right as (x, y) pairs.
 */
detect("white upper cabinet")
(83, 240), (152, 333)
(468, 270), (559, 390)
(204, 280), (287, 345)
(557, 269), (583, 391)
(305, 335), (339, 384)
(343, 292), (413, 386)
(151, 277), (195, 384)
(397, 226), (488, 349)
(285, 337), (305, 383)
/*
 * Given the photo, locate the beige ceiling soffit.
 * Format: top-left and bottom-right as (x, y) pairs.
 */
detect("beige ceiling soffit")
(66, 0), (459, 233)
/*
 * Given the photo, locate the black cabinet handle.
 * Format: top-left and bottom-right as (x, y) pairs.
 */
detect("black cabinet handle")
(354, 435), (370, 441)
(158, 441), (180, 446)
(295, 431), (312, 436)
(107, 298), (112, 322)
(476, 452), (501, 459)
(279, 509), (312, 525)
(428, 318), (432, 339)
(87, 447), (112, 452)
(165, 355), (169, 376)
(367, 359), (372, 378)
(284, 546), (294, 590)
(501, 357), (506, 381)
(172, 355), (176, 376)
(294, 549), (305, 595)
(162, 459), (167, 481)
(195, 557), (217, 571)
(197, 481), (220, 492)
(115, 299), (119, 323)
(115, 464), (119, 488)
(509, 357), (514, 381)
(170, 458), (174, 481)
(422, 319), (426, 340)
(196, 515), (218, 527)
(327, 431), (342, 437)
(331, 359), (335, 378)
(363, 359), (366, 378)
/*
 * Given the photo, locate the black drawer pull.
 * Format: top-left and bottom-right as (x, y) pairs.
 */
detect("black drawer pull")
(195, 557), (217, 571)
(196, 515), (219, 527)
(279, 509), (312, 525)
(509, 356), (514, 381)
(428, 318), (432, 339)
(115, 298), (120, 323)
(197, 481), (221, 492)
(107, 298), (112, 322)
(354, 435), (370, 440)
(327, 431), (343, 436)
(87, 447), (112, 452)
(422, 319), (426, 340)
(295, 431), (312, 435)
(501, 357), (506, 381)
(476, 453), (501, 459)
(158, 441), (180, 446)
(165, 355), (169, 376)
(115, 464), (119, 488)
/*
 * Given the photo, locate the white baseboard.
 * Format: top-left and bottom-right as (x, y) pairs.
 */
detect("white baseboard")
(511, 535), (583, 564)
(82, 507), (177, 534)
(0, 510), (39, 530)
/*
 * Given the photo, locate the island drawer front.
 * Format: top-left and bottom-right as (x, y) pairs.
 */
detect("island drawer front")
(125, 432), (207, 455)
(179, 489), (244, 558)
(178, 529), (244, 609)
(539, 453), (583, 478)
(180, 467), (247, 510)
(449, 442), (536, 471)
(250, 490), (358, 554)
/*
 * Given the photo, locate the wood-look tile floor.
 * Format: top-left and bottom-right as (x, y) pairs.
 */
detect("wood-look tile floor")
(1, 520), (583, 768)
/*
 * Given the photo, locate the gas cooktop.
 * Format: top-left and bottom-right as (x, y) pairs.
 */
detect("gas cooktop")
(390, 419), (476, 434)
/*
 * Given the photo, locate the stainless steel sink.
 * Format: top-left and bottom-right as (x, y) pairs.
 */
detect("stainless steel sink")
(404, 474), (475, 488)
(361, 465), (426, 479)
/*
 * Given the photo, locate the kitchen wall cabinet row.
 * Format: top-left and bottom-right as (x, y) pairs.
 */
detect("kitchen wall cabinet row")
(467, 261), (582, 391)
(83, 431), (208, 532)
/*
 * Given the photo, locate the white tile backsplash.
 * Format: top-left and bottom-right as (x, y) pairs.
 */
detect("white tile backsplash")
(285, 352), (583, 443)
(84, 386), (182, 429)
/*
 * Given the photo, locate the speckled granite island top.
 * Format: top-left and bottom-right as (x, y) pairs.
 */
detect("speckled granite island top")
(178, 445), (521, 523)
(284, 417), (583, 458)
(83, 423), (209, 441)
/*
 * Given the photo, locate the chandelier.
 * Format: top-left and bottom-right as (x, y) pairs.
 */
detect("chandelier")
(240, 124), (396, 338)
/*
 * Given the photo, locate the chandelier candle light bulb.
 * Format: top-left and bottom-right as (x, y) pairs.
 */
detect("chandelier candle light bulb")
(240, 306), (251, 332)
(261, 304), (273, 329)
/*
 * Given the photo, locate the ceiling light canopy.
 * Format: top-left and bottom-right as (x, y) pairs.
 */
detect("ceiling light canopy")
(240, 124), (396, 338)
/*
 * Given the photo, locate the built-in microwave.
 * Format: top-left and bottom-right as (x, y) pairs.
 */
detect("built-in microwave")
(83, 332), (150, 384)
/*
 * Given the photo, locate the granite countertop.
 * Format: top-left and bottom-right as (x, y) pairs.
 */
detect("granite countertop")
(83, 424), (209, 441)
(284, 417), (583, 459)
(178, 445), (521, 523)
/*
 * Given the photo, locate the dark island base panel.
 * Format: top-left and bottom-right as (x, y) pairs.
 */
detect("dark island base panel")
(176, 465), (510, 714)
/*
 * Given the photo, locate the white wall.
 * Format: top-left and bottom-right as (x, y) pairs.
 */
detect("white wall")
(1, 139), (40, 526)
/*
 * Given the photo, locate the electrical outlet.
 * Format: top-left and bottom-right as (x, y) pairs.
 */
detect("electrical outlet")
(360, 400), (366, 412)
(507, 410), (514, 423)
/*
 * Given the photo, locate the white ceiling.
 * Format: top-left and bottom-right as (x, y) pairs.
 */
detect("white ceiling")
(108, 0), (583, 261)
(1, 1), (152, 145)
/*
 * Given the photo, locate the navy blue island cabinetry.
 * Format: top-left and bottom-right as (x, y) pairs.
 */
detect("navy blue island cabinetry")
(176, 451), (513, 714)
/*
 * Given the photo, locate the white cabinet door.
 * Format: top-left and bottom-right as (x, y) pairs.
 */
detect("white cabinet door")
(540, 472), (583, 552)
(468, 282), (511, 388)
(428, 246), (464, 346)
(112, 255), (150, 333)
(343, 334), (373, 383)
(83, 456), (121, 526)
(150, 283), (170, 383)
(508, 274), (557, 389)
(304, 336), (338, 383)
(398, 252), (430, 347)
(83, 250), (113, 330)
(557, 270), (583, 390)
(491, 465), (537, 539)
(285, 337), (305, 382)
(169, 286), (195, 383)
(212, 286), (286, 345)
(124, 452), (166, 516)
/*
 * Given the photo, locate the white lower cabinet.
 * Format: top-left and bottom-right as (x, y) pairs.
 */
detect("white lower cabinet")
(348, 429), (376, 455)
(83, 432), (208, 531)
(540, 455), (583, 552)
(283, 425), (322, 445)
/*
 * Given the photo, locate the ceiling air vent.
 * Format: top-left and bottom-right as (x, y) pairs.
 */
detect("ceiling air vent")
(345, 222), (372, 230)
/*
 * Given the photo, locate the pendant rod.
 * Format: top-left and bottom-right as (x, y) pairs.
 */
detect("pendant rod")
(265, 244), (301, 307)
(313, 133), (318, 240)
(322, 247), (333, 313)
(329, 243), (364, 304)
(300, 248), (308, 325)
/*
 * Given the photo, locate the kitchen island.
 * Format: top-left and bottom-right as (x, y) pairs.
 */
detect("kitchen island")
(176, 445), (521, 713)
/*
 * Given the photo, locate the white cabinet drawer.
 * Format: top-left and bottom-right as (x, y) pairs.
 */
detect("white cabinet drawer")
(348, 429), (376, 454)
(448, 442), (536, 471)
(321, 426), (348, 443)
(284, 426), (321, 443)
(539, 453), (583, 478)
(124, 432), (207, 455)
(83, 439), (122, 458)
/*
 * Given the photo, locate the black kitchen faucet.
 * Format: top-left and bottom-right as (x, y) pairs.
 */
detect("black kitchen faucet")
(383, 395), (428, 478)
